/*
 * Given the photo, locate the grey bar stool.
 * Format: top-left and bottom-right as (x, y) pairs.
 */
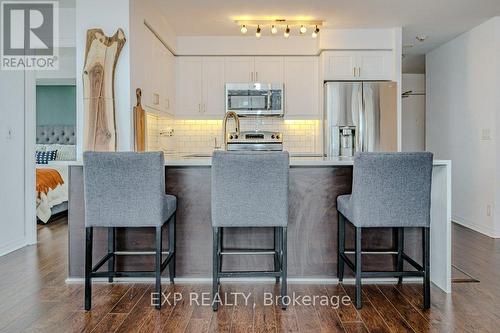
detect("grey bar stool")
(211, 151), (289, 311)
(83, 151), (176, 310)
(337, 152), (433, 309)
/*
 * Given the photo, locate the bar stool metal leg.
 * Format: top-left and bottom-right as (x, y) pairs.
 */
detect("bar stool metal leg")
(155, 225), (162, 310)
(274, 227), (281, 284)
(212, 227), (220, 311)
(397, 227), (404, 284)
(338, 213), (345, 282)
(280, 227), (287, 309)
(108, 227), (115, 283)
(355, 226), (362, 309)
(84, 227), (93, 311)
(423, 227), (431, 309)
(168, 214), (176, 283)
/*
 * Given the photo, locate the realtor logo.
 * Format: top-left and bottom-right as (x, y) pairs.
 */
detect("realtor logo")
(1, 1), (58, 70)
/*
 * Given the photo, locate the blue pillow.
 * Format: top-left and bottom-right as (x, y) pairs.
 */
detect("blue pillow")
(36, 150), (57, 164)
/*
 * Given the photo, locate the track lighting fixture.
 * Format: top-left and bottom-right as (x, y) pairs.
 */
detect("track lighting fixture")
(235, 19), (323, 39)
(311, 25), (319, 38)
(284, 25), (290, 38)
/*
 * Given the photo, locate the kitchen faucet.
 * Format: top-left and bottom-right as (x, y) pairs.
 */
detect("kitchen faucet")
(222, 111), (240, 150)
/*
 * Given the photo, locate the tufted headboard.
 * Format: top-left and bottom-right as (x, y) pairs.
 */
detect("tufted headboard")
(36, 125), (76, 145)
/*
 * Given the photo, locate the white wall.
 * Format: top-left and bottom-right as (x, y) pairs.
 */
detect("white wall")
(0, 70), (37, 255)
(75, 0), (132, 157)
(426, 17), (500, 237)
(402, 74), (425, 151)
(176, 36), (318, 55)
(319, 28), (395, 50)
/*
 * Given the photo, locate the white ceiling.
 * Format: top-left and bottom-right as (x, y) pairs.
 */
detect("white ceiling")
(154, 0), (500, 54)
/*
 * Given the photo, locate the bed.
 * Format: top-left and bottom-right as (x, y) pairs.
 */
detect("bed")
(36, 125), (76, 223)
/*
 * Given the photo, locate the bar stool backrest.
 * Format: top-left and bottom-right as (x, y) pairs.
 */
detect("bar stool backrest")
(83, 151), (165, 227)
(351, 152), (433, 228)
(211, 151), (289, 228)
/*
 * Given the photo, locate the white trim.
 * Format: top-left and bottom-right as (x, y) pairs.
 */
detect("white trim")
(453, 217), (500, 238)
(65, 277), (423, 284)
(24, 71), (37, 246)
(0, 237), (29, 257)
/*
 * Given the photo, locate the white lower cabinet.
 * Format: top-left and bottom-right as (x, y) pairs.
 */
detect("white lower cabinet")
(284, 57), (319, 118)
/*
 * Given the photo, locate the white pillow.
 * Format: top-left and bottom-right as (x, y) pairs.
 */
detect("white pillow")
(45, 144), (76, 161)
(35, 144), (47, 152)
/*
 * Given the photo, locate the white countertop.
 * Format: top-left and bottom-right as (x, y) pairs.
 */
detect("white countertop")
(62, 156), (450, 167)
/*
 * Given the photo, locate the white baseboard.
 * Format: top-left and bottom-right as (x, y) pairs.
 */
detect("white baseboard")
(0, 237), (28, 257)
(452, 216), (500, 238)
(65, 277), (422, 284)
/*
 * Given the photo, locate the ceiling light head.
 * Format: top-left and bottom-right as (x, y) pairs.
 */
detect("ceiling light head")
(416, 34), (427, 42)
(240, 25), (247, 34)
(256, 25), (261, 38)
(300, 25), (307, 34)
(284, 25), (290, 38)
(311, 25), (319, 38)
(271, 25), (278, 34)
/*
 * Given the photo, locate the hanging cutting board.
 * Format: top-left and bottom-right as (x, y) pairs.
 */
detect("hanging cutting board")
(134, 88), (146, 151)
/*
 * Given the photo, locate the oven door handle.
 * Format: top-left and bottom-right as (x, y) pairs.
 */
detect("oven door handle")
(267, 91), (271, 110)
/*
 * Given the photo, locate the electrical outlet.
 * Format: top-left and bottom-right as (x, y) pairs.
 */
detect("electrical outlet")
(153, 93), (160, 105)
(5, 126), (12, 140)
(481, 128), (491, 141)
(486, 205), (492, 217)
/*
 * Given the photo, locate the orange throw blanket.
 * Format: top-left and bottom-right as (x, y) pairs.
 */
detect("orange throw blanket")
(36, 169), (64, 197)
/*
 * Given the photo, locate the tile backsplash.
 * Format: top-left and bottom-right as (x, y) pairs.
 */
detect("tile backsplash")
(146, 114), (322, 154)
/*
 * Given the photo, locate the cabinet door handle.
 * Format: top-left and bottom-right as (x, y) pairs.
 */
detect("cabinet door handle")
(251, 72), (254, 82)
(198, 103), (201, 113)
(255, 71), (258, 82)
(353, 67), (356, 77)
(203, 103), (206, 113)
(358, 67), (361, 77)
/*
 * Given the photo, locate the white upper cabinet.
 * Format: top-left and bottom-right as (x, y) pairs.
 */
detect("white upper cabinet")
(224, 57), (254, 82)
(323, 50), (393, 80)
(324, 51), (358, 80)
(202, 57), (225, 117)
(357, 51), (393, 80)
(176, 56), (225, 118)
(176, 57), (203, 117)
(254, 57), (284, 83)
(142, 27), (175, 116)
(284, 57), (319, 119)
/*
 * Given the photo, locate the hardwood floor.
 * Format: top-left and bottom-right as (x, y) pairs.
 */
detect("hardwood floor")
(0, 218), (499, 332)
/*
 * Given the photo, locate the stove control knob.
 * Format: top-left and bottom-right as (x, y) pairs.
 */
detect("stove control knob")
(234, 134), (238, 139)
(271, 134), (275, 139)
(229, 135), (233, 140)
(276, 134), (280, 140)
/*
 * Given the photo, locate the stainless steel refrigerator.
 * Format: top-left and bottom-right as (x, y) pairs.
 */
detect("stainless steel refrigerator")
(324, 81), (398, 157)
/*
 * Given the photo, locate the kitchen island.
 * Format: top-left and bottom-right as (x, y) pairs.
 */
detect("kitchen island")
(67, 156), (451, 293)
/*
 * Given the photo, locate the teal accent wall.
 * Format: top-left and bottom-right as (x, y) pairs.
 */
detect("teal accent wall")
(36, 85), (76, 126)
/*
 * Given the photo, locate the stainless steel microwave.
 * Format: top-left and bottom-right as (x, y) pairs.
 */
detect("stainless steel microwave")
(225, 83), (284, 117)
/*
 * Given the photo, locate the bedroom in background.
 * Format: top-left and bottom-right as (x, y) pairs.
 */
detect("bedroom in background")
(32, 3), (77, 227)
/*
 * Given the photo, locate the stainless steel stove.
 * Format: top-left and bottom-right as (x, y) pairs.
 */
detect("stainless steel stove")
(226, 130), (283, 151)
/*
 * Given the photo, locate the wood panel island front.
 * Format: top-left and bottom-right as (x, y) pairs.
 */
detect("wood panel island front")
(67, 156), (451, 293)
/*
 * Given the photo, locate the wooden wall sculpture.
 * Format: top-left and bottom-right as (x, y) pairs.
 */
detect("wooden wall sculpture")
(83, 28), (126, 151)
(133, 88), (146, 151)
